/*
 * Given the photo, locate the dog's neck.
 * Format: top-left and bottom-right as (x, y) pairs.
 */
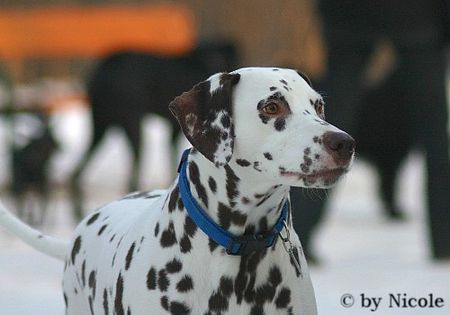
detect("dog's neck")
(185, 150), (290, 236)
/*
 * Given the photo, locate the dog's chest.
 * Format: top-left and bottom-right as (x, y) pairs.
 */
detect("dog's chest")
(63, 192), (317, 315)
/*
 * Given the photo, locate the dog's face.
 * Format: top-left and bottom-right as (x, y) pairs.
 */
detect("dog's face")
(170, 67), (355, 188)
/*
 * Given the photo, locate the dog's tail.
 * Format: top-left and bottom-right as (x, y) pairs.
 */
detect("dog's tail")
(0, 200), (69, 261)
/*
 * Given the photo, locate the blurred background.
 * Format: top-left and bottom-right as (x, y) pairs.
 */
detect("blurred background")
(0, 0), (449, 314)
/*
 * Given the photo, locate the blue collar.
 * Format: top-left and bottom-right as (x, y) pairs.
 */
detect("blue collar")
(177, 149), (289, 255)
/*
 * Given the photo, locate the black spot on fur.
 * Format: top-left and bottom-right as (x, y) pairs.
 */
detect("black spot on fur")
(224, 165), (240, 205)
(208, 291), (229, 313)
(259, 217), (269, 233)
(125, 242), (136, 270)
(103, 289), (109, 315)
(275, 287), (291, 309)
(154, 222), (160, 237)
(161, 296), (169, 311)
(166, 258), (182, 273)
(263, 152), (273, 160)
(158, 269), (170, 292)
(177, 198), (184, 211)
(89, 297), (94, 315)
(63, 292), (68, 307)
(232, 210), (247, 226)
(220, 277), (234, 296)
(209, 238), (219, 253)
(218, 203), (232, 229)
(280, 79), (288, 85)
(88, 270), (97, 299)
(71, 236), (82, 264)
(236, 159), (251, 167)
(184, 215), (197, 237)
(160, 221), (177, 247)
(274, 118), (286, 131)
(98, 224), (107, 236)
(81, 260), (86, 287)
(250, 305), (264, 315)
(168, 186), (180, 213)
(114, 273), (124, 315)
(256, 283), (275, 304)
(234, 249), (267, 304)
(256, 191), (274, 207)
(221, 114), (231, 128)
(176, 275), (194, 292)
(269, 266), (282, 287)
(189, 161), (208, 208)
(170, 301), (190, 315)
(146, 268), (157, 290)
(253, 161), (263, 172)
(208, 176), (217, 193)
(269, 86), (277, 91)
(180, 234), (192, 253)
(86, 213), (100, 225)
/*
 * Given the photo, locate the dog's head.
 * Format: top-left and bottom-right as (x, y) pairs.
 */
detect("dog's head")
(169, 67), (355, 188)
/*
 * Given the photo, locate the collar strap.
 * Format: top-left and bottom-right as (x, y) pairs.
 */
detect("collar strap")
(177, 149), (289, 256)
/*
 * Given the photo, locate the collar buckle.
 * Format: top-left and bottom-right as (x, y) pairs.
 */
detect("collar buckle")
(226, 232), (276, 255)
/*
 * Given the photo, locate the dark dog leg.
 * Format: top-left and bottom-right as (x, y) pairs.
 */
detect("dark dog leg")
(70, 123), (108, 222)
(123, 120), (142, 192)
(378, 161), (405, 220)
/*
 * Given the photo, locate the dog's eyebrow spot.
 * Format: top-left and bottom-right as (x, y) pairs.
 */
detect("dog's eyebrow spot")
(280, 79), (288, 85)
(270, 86), (277, 91)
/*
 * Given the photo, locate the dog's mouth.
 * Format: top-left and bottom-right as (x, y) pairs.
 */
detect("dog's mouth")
(280, 167), (348, 185)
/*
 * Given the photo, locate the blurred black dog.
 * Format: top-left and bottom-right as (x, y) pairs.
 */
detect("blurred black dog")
(71, 40), (239, 220)
(11, 113), (58, 226)
(355, 67), (413, 219)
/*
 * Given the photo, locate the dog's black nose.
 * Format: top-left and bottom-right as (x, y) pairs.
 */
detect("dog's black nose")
(323, 131), (355, 165)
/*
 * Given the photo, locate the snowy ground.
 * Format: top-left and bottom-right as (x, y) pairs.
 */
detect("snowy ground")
(0, 106), (449, 314)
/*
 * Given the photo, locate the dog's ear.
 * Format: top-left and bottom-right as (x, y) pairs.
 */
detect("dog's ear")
(169, 72), (240, 166)
(296, 70), (312, 87)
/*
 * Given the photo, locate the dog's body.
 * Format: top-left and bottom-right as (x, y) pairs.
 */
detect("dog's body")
(355, 67), (413, 219)
(1, 68), (354, 314)
(11, 113), (58, 225)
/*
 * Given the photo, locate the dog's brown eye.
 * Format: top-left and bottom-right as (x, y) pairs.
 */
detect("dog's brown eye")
(262, 102), (279, 115)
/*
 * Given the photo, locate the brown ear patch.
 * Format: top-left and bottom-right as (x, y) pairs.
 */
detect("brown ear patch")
(169, 73), (240, 166)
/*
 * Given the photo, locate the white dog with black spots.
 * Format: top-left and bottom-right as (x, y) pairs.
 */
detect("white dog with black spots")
(0, 67), (355, 315)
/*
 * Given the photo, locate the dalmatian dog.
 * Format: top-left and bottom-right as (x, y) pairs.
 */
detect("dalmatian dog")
(0, 67), (355, 315)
